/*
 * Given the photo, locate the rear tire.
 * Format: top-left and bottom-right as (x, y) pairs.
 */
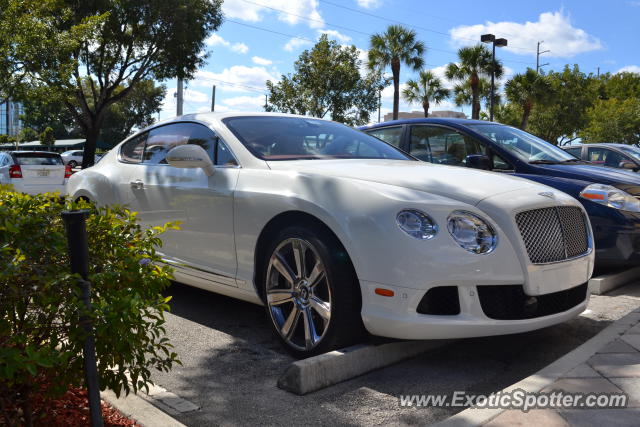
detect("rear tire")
(261, 225), (364, 358)
(68, 160), (78, 168)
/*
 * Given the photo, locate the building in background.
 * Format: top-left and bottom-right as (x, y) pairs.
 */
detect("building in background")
(383, 110), (466, 121)
(0, 98), (24, 137)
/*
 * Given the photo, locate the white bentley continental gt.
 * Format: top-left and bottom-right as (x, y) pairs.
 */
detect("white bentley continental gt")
(67, 113), (595, 357)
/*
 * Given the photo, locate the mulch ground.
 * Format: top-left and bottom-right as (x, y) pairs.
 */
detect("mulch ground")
(30, 386), (140, 426)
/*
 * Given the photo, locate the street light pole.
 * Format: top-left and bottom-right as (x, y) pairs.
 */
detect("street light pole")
(481, 34), (507, 122)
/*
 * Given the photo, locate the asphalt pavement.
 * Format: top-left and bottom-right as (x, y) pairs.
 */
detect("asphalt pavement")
(149, 282), (640, 426)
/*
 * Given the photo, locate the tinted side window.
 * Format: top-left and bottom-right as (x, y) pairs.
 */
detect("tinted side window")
(410, 126), (484, 166)
(142, 123), (215, 165)
(215, 141), (238, 166)
(588, 147), (624, 168)
(366, 126), (403, 148)
(120, 133), (147, 163)
(565, 147), (582, 158)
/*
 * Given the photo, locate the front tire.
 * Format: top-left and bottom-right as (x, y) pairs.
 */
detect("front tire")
(262, 225), (363, 358)
(68, 160), (78, 168)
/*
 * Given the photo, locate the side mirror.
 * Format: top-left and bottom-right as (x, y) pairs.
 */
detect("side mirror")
(465, 154), (491, 170)
(166, 144), (215, 176)
(620, 161), (637, 170)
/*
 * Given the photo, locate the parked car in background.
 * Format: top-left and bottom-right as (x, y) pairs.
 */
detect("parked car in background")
(563, 143), (640, 172)
(61, 150), (104, 168)
(360, 119), (640, 269)
(69, 113), (594, 357)
(0, 151), (71, 195)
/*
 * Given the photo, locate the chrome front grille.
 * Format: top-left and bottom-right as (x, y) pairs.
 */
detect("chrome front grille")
(515, 206), (589, 264)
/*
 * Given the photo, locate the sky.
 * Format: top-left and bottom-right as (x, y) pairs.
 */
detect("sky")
(158, 0), (640, 122)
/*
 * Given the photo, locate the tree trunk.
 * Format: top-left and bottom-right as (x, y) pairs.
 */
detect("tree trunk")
(82, 126), (100, 169)
(423, 99), (430, 118)
(470, 74), (480, 120)
(391, 59), (400, 120)
(521, 104), (532, 130)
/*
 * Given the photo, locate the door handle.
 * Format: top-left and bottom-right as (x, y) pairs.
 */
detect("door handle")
(130, 180), (144, 190)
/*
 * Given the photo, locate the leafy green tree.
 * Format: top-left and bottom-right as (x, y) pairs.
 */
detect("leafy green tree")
(402, 70), (449, 117)
(39, 126), (55, 150)
(527, 65), (599, 145)
(267, 35), (384, 126)
(452, 76), (499, 115)
(16, 127), (38, 143)
(601, 71), (640, 101)
(367, 25), (425, 120)
(493, 102), (523, 127)
(504, 68), (552, 130)
(0, 0), (223, 168)
(445, 44), (503, 120)
(580, 98), (640, 145)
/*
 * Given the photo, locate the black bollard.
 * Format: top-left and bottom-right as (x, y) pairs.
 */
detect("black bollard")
(61, 209), (104, 427)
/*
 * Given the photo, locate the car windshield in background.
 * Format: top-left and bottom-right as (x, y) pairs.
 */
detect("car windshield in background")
(619, 146), (640, 163)
(223, 116), (412, 161)
(467, 124), (577, 164)
(14, 153), (63, 165)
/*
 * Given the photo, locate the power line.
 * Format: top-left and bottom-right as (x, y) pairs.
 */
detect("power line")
(317, 0), (537, 53)
(225, 19), (535, 66)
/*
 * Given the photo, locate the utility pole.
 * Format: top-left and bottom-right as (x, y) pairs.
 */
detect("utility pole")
(536, 41), (550, 73)
(597, 67), (600, 77)
(211, 85), (216, 112)
(378, 89), (382, 123)
(176, 78), (184, 116)
(264, 94), (268, 110)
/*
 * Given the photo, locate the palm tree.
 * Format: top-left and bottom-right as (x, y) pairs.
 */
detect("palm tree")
(445, 44), (503, 120)
(368, 25), (425, 120)
(452, 77), (500, 112)
(505, 68), (551, 130)
(402, 70), (450, 117)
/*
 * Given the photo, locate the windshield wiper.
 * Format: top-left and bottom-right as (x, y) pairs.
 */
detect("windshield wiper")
(560, 158), (584, 163)
(529, 159), (559, 164)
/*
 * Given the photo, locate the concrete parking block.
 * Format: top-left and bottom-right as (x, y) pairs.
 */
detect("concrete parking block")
(589, 267), (640, 295)
(608, 377), (640, 407)
(485, 409), (568, 427)
(596, 338), (638, 353)
(542, 378), (623, 394)
(559, 409), (640, 427)
(563, 363), (602, 378)
(278, 340), (450, 395)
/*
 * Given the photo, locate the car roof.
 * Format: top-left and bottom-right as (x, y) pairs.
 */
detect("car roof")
(359, 117), (491, 129)
(574, 143), (634, 149)
(9, 150), (61, 155)
(152, 111), (331, 128)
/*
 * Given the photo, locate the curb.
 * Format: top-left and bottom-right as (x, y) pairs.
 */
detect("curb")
(278, 339), (451, 395)
(433, 308), (640, 427)
(101, 389), (187, 427)
(589, 266), (640, 295)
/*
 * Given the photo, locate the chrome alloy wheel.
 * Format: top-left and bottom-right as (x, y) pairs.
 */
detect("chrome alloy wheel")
(266, 238), (332, 351)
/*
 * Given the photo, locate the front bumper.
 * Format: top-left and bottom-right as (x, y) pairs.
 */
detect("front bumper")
(360, 278), (589, 340)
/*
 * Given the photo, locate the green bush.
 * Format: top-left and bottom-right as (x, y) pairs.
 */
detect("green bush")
(0, 186), (180, 425)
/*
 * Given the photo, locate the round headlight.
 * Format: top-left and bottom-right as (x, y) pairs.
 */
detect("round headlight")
(396, 209), (438, 240)
(447, 211), (497, 254)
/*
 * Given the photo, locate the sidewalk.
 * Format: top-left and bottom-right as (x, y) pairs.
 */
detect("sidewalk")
(439, 306), (640, 426)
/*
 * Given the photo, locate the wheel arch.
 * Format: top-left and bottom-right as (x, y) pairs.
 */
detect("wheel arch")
(252, 210), (358, 302)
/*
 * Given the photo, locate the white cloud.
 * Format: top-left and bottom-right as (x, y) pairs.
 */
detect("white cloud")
(617, 65), (640, 74)
(284, 37), (312, 52)
(221, 95), (266, 111)
(206, 33), (250, 54)
(449, 11), (602, 58)
(252, 56), (273, 66)
(191, 66), (278, 92)
(318, 29), (352, 43)
(184, 89), (209, 103)
(223, 0), (324, 29)
(357, 0), (383, 8)
(231, 43), (249, 54)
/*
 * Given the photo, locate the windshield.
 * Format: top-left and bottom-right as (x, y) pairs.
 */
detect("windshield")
(14, 153), (63, 165)
(223, 116), (411, 161)
(618, 146), (640, 163)
(467, 124), (577, 163)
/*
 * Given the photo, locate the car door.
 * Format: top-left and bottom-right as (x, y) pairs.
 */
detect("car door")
(134, 122), (240, 285)
(407, 125), (486, 166)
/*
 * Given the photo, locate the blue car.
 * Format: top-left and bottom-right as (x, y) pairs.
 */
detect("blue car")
(360, 118), (640, 269)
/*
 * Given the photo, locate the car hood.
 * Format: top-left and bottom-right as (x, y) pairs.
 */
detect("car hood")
(533, 164), (640, 194)
(267, 159), (546, 206)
